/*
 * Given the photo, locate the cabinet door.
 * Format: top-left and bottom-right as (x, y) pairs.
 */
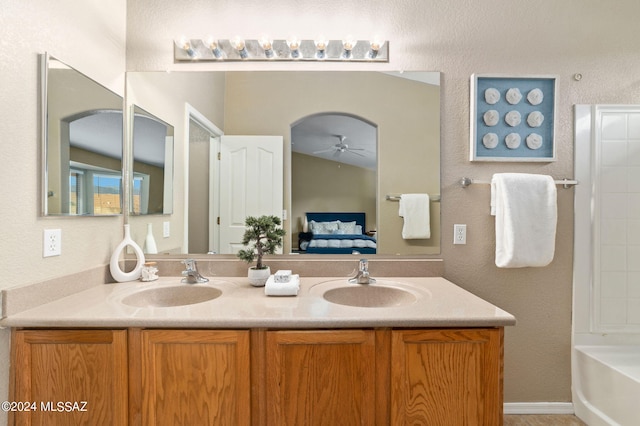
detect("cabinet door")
(11, 329), (128, 426)
(265, 330), (377, 426)
(135, 329), (250, 426)
(391, 328), (503, 425)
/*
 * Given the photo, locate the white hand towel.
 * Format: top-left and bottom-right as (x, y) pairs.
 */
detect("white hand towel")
(265, 274), (300, 296)
(491, 173), (557, 268)
(398, 194), (431, 239)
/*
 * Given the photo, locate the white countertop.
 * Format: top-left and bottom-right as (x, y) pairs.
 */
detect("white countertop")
(0, 276), (515, 329)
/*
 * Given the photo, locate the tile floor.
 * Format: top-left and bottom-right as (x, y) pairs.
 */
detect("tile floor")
(504, 415), (586, 425)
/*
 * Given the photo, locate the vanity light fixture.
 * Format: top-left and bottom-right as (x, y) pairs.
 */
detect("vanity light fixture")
(173, 36), (389, 62)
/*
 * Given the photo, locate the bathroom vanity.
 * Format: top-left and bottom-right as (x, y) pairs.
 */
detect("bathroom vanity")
(2, 275), (515, 425)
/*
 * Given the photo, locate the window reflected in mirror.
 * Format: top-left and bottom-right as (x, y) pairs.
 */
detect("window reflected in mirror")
(42, 54), (123, 216)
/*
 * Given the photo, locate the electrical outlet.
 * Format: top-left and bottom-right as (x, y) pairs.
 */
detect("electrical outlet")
(163, 221), (170, 238)
(43, 229), (62, 257)
(453, 224), (467, 245)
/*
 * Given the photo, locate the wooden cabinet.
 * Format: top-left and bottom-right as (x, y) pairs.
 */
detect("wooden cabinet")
(391, 328), (503, 425)
(263, 330), (388, 426)
(10, 329), (128, 426)
(130, 329), (251, 426)
(10, 327), (503, 425)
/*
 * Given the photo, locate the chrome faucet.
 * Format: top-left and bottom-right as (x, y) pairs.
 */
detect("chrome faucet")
(349, 259), (376, 284)
(181, 259), (209, 284)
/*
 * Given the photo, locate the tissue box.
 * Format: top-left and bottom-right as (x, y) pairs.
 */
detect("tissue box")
(274, 270), (292, 283)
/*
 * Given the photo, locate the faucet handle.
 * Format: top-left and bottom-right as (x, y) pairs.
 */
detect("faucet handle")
(182, 258), (196, 270)
(359, 258), (369, 271)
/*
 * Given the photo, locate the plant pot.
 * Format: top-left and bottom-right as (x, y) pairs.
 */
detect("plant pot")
(248, 266), (271, 287)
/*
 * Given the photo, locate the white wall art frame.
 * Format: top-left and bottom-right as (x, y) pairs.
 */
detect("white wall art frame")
(470, 74), (557, 162)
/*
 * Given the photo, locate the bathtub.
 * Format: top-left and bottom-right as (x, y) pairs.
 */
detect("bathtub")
(573, 345), (640, 425)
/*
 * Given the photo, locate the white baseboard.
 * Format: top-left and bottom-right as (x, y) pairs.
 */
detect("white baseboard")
(504, 402), (575, 415)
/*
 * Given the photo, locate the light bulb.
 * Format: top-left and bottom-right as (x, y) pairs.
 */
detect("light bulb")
(315, 36), (327, 59)
(231, 37), (248, 59)
(259, 36), (274, 58)
(176, 36), (195, 57)
(287, 36), (301, 58)
(369, 37), (385, 59)
(342, 36), (356, 59)
(205, 35), (222, 58)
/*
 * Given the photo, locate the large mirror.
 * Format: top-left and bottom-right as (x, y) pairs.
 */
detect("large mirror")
(42, 54), (124, 216)
(130, 105), (174, 215)
(126, 71), (440, 255)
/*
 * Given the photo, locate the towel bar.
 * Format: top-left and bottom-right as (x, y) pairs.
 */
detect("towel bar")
(460, 177), (579, 189)
(386, 194), (441, 202)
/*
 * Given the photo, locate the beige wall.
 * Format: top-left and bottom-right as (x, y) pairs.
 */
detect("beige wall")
(2, 0), (640, 411)
(126, 71), (226, 252)
(0, 0), (127, 422)
(124, 0), (640, 404)
(291, 152), (376, 245)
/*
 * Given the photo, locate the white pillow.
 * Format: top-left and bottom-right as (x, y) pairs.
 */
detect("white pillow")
(309, 220), (339, 234)
(338, 221), (358, 234)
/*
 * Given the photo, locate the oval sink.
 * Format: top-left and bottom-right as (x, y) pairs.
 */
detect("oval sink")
(121, 285), (222, 308)
(323, 285), (417, 308)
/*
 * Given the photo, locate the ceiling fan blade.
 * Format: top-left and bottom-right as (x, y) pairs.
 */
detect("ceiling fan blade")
(345, 150), (365, 157)
(312, 147), (335, 154)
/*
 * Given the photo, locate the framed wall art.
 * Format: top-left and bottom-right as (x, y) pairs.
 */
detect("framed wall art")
(470, 74), (557, 162)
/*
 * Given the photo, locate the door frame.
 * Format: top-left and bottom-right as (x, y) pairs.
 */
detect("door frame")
(184, 103), (223, 253)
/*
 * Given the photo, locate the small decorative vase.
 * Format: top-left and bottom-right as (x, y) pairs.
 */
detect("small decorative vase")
(110, 224), (145, 282)
(144, 223), (158, 254)
(248, 266), (271, 287)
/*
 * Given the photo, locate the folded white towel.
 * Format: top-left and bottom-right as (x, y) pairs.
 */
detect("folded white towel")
(491, 173), (557, 268)
(398, 194), (431, 239)
(265, 274), (300, 296)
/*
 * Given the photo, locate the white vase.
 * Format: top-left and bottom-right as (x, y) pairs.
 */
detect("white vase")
(248, 266), (271, 287)
(144, 223), (158, 254)
(110, 224), (145, 282)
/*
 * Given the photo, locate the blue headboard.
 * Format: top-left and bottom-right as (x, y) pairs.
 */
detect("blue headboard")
(306, 212), (366, 231)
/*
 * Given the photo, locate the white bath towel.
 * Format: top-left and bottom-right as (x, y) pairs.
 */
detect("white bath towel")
(491, 173), (557, 268)
(398, 194), (431, 239)
(265, 274), (300, 296)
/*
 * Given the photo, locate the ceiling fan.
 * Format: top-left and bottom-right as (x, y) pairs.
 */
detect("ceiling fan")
(312, 135), (366, 157)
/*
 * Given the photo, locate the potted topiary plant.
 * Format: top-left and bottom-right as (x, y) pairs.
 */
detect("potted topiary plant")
(237, 215), (286, 286)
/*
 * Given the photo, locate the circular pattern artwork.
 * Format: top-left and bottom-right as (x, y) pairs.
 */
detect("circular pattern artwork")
(527, 111), (544, 127)
(473, 76), (555, 161)
(506, 88), (522, 105)
(505, 110), (522, 127)
(526, 133), (543, 150)
(484, 88), (500, 104)
(483, 110), (499, 126)
(482, 133), (499, 149)
(505, 133), (521, 149)
(527, 88), (544, 105)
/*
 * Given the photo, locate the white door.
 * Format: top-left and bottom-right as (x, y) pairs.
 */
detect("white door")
(218, 135), (284, 254)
